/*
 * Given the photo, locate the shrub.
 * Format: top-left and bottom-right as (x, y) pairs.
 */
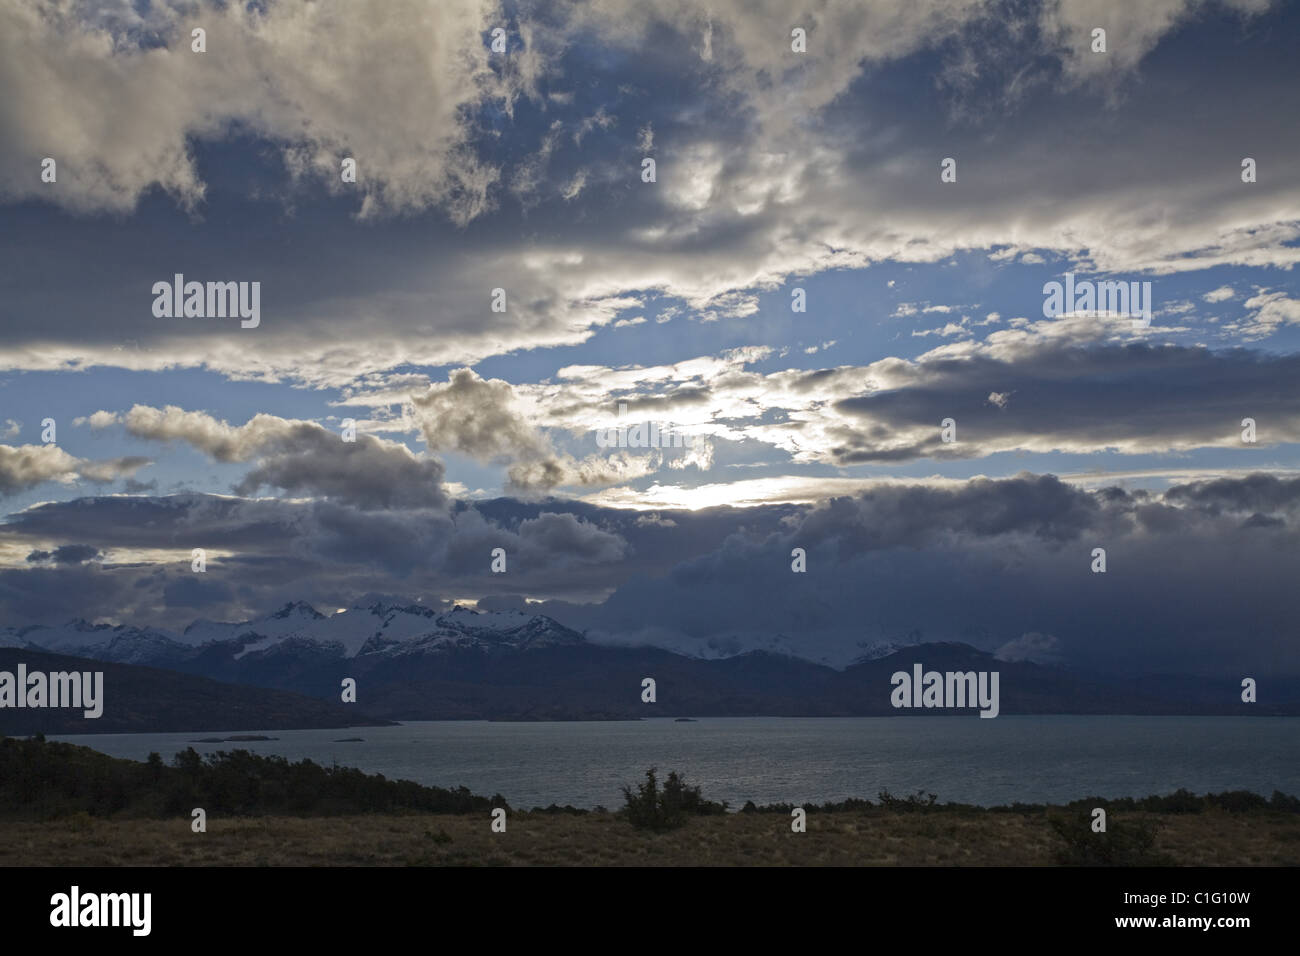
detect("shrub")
(620, 767), (725, 831)
(1271, 790), (1300, 813)
(1048, 811), (1174, 865)
(0, 736), (503, 819)
(877, 789), (938, 812)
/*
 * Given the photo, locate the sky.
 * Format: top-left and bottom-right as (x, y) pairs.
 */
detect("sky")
(1, 0), (1298, 676)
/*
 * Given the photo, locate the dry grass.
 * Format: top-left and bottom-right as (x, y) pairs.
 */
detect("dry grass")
(2, 809), (1298, 866)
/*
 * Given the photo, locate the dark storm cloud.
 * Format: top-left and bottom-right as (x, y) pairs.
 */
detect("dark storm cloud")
(306, 501), (454, 574)
(578, 473), (1300, 675)
(25, 544), (101, 565)
(0, 493), (633, 624)
(232, 431), (448, 510)
(110, 406), (448, 509)
(516, 512), (627, 568)
(1163, 473), (1300, 515)
(163, 575), (235, 608)
(832, 342), (1300, 463)
(6, 494), (322, 552)
(793, 474), (1104, 553)
(0, 564), (121, 622)
(0, 475), (1297, 677)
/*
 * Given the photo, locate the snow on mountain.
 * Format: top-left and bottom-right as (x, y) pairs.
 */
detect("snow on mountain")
(183, 600), (326, 647)
(851, 641), (912, 663)
(0, 601), (899, 670)
(0, 599), (901, 671)
(0, 620), (184, 660)
(2, 600), (586, 664)
(354, 604), (585, 658)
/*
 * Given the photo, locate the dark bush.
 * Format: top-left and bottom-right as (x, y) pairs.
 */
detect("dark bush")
(0, 735), (502, 819)
(1049, 810), (1174, 866)
(878, 789), (938, 812)
(620, 767), (725, 831)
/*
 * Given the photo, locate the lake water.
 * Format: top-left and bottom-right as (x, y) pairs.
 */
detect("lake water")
(49, 716), (1300, 809)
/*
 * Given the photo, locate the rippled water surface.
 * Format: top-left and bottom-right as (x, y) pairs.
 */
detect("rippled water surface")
(52, 716), (1300, 808)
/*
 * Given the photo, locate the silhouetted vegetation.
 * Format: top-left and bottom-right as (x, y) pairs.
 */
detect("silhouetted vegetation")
(739, 788), (1300, 816)
(1063, 788), (1300, 815)
(0, 735), (505, 819)
(1049, 810), (1174, 866)
(528, 803), (589, 815)
(5, 733), (1297, 855)
(620, 767), (726, 830)
(877, 789), (939, 812)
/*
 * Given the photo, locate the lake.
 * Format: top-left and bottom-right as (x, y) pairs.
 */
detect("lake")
(49, 716), (1300, 809)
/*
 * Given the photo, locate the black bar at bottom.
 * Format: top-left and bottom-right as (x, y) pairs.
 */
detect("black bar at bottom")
(4, 865), (1280, 942)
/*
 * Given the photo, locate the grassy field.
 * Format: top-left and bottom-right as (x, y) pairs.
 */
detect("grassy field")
(4, 739), (1296, 866)
(3, 807), (1298, 866)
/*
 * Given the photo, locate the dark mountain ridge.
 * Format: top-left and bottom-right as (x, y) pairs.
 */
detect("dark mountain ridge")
(3, 604), (1294, 720)
(0, 648), (393, 734)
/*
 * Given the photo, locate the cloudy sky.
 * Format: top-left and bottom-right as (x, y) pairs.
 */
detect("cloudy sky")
(1, 0), (1298, 675)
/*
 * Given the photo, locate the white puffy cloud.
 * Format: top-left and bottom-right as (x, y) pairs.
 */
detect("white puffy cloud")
(0, 0), (522, 220)
(410, 368), (693, 493)
(110, 404), (447, 508)
(1225, 291), (1300, 340)
(0, 443), (149, 495)
(381, 312), (1300, 480)
(0, 0), (1295, 390)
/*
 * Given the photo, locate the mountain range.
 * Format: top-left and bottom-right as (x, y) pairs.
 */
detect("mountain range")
(0, 646), (392, 734)
(2, 602), (1295, 721)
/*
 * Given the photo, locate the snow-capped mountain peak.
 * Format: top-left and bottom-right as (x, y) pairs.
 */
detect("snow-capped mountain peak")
(1, 600), (587, 665)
